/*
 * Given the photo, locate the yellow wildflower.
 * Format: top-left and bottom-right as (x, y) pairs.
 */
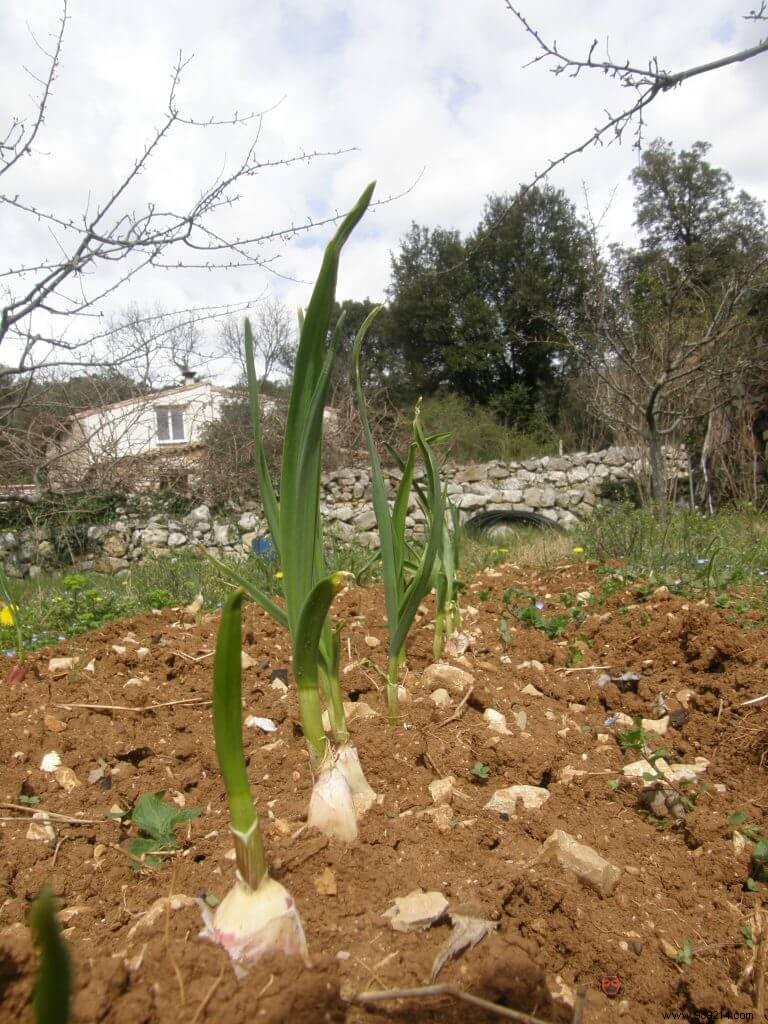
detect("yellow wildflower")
(0, 605), (16, 626)
(274, 571), (284, 580)
(572, 546), (585, 555)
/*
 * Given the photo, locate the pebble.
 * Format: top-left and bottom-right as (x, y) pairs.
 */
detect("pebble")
(430, 688), (452, 708)
(485, 785), (550, 817)
(364, 636), (380, 649)
(48, 657), (77, 676)
(384, 889), (449, 932)
(542, 829), (621, 897)
(40, 751), (61, 773)
(55, 767), (81, 793)
(422, 664), (474, 694)
(429, 777), (455, 806)
(483, 709), (511, 735)
(26, 812), (56, 843)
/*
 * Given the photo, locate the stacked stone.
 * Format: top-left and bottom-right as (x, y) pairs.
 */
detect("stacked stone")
(0, 445), (688, 575)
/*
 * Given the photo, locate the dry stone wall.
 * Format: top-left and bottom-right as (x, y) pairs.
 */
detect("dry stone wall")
(1, 445), (686, 577)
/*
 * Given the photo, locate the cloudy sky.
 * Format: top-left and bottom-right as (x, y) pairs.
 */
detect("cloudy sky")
(2, 1), (767, 381)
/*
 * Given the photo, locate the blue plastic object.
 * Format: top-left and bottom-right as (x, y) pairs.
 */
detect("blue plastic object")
(252, 536), (274, 558)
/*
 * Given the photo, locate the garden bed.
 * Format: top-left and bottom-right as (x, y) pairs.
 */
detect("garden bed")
(1, 560), (767, 1023)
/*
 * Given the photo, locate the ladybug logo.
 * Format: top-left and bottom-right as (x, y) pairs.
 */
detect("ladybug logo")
(598, 974), (623, 998)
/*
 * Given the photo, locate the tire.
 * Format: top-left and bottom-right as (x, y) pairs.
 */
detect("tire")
(463, 509), (565, 537)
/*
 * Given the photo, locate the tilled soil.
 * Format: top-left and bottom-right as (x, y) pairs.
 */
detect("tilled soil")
(1, 561), (767, 1023)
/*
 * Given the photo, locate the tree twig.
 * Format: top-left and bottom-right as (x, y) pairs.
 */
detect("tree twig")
(354, 983), (559, 1024)
(53, 698), (211, 712)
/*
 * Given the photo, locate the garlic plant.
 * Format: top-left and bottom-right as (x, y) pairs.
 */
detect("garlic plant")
(204, 589), (308, 965)
(212, 183), (378, 833)
(353, 307), (445, 723)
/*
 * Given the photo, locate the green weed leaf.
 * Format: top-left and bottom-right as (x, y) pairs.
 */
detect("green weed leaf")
(130, 792), (201, 843)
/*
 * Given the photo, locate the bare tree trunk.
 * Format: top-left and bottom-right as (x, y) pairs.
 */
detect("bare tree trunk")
(647, 420), (668, 515)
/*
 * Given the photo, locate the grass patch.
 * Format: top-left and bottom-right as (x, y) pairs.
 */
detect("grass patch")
(577, 504), (768, 592)
(0, 539), (374, 655)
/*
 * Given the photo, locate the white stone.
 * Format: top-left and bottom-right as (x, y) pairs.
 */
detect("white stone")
(244, 716), (277, 732)
(484, 785), (550, 816)
(55, 766), (81, 793)
(384, 889), (449, 932)
(430, 688), (452, 708)
(542, 829), (621, 897)
(40, 751), (62, 773)
(48, 656), (77, 675)
(422, 664), (474, 694)
(428, 777), (455, 805)
(26, 812), (56, 843)
(483, 709), (511, 735)
(167, 532), (187, 547)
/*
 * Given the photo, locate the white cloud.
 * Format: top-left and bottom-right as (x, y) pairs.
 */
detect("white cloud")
(1, 0), (766, 380)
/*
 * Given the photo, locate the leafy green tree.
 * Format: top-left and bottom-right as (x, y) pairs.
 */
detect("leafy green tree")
(471, 185), (593, 426)
(386, 224), (486, 402)
(384, 186), (593, 428)
(632, 140), (767, 283)
(327, 299), (397, 392)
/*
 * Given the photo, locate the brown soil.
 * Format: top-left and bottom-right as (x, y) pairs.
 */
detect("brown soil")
(1, 562), (767, 1023)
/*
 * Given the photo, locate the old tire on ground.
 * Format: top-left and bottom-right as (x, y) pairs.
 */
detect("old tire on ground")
(463, 509), (566, 538)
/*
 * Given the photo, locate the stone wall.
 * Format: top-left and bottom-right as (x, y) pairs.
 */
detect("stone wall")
(0, 445), (686, 577)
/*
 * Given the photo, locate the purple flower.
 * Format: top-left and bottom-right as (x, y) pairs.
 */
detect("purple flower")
(534, 600), (545, 611)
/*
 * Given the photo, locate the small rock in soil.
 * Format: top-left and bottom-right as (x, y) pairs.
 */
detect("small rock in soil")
(55, 767), (81, 793)
(430, 913), (498, 980)
(484, 708), (511, 734)
(384, 889), (449, 932)
(244, 716), (277, 732)
(521, 684), (544, 697)
(26, 811), (56, 843)
(422, 663), (474, 694)
(364, 635), (380, 648)
(485, 785), (550, 817)
(518, 660), (545, 672)
(429, 777), (455, 805)
(48, 656), (77, 675)
(40, 751), (61, 773)
(541, 829), (621, 897)
(419, 804), (454, 833)
(638, 786), (687, 820)
(313, 867), (338, 896)
(44, 714), (66, 733)
(241, 650), (257, 669)
(613, 712), (669, 736)
(430, 688), (452, 708)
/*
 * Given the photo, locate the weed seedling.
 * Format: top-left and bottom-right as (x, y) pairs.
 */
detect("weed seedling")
(675, 939), (695, 965)
(747, 837), (768, 890)
(126, 792), (201, 867)
(470, 761), (490, 783)
(618, 720), (698, 816)
(728, 810), (763, 842)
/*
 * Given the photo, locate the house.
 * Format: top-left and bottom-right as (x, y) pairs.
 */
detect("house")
(46, 378), (232, 491)
(45, 376), (339, 493)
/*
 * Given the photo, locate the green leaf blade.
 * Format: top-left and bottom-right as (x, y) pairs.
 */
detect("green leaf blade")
(31, 888), (71, 1024)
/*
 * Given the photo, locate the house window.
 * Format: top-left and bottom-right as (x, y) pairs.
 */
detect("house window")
(156, 406), (185, 442)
